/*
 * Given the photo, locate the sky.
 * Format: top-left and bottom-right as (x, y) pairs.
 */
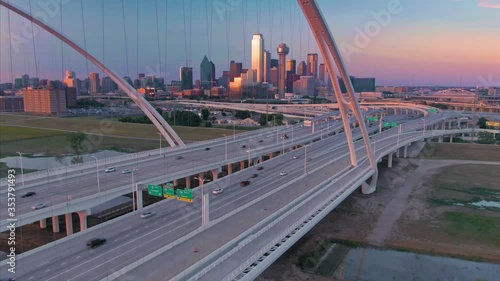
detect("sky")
(0, 0), (499, 87)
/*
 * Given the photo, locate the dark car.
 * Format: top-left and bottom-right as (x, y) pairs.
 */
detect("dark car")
(87, 238), (106, 248)
(241, 145), (247, 149)
(256, 166), (264, 171)
(176, 155), (183, 160)
(258, 140), (264, 143)
(240, 180), (250, 187)
(205, 147), (210, 151)
(250, 174), (258, 178)
(21, 192), (36, 198)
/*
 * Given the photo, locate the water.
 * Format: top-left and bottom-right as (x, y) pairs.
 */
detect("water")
(0, 150), (127, 170)
(330, 247), (500, 281)
(469, 200), (500, 208)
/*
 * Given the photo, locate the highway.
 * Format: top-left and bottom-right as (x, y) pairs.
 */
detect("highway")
(0, 120), (336, 226)
(0, 123), (378, 280)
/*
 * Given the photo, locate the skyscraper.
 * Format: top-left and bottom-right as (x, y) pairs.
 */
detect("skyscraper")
(180, 67), (193, 90)
(263, 50), (271, 83)
(229, 61), (243, 82)
(286, 59), (296, 75)
(270, 59), (279, 68)
(319, 63), (326, 84)
(277, 43), (289, 99)
(297, 61), (307, 76)
(200, 55), (214, 89)
(89, 72), (100, 94)
(307, 53), (318, 78)
(251, 34), (264, 83)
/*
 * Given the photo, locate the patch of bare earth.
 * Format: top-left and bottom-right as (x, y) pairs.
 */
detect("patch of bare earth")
(258, 143), (500, 281)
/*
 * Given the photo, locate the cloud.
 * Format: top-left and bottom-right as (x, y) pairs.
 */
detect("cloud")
(477, 0), (500, 8)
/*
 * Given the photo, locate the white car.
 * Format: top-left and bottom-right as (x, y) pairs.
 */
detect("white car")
(105, 167), (116, 173)
(121, 169), (131, 174)
(293, 156), (299, 159)
(212, 188), (224, 195)
(279, 171), (287, 176)
(32, 203), (47, 210)
(140, 211), (156, 219)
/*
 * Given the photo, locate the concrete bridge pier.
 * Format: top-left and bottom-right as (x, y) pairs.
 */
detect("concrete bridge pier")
(52, 216), (60, 233)
(403, 144), (409, 158)
(77, 210), (89, 231)
(240, 161), (245, 170)
(449, 135), (453, 143)
(361, 167), (378, 194)
(210, 169), (219, 180)
(438, 136), (443, 143)
(227, 163), (233, 175)
(396, 148), (400, 158)
(39, 218), (47, 229)
(388, 152), (394, 168)
(173, 179), (178, 187)
(185, 176), (192, 188)
(268, 153), (274, 159)
(65, 213), (73, 236)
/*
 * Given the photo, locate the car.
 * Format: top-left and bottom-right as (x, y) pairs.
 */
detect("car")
(256, 166), (264, 171)
(258, 140), (264, 143)
(241, 144), (247, 149)
(250, 174), (258, 178)
(104, 167), (116, 173)
(21, 191), (36, 198)
(86, 238), (106, 248)
(31, 203), (46, 210)
(205, 147), (210, 151)
(140, 211), (156, 219)
(176, 155), (183, 160)
(240, 180), (250, 187)
(212, 188), (224, 195)
(121, 169), (131, 174)
(280, 171), (287, 176)
(293, 156), (299, 159)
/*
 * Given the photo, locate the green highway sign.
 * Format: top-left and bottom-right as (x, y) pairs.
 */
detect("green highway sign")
(367, 116), (379, 122)
(428, 108), (438, 113)
(164, 187), (175, 199)
(147, 184), (163, 197)
(383, 122), (390, 128)
(391, 122), (397, 127)
(177, 188), (193, 203)
(166, 182), (174, 187)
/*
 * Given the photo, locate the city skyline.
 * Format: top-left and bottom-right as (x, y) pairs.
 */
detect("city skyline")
(0, 0), (499, 87)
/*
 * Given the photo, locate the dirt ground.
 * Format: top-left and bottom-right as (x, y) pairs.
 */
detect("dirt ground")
(258, 142), (500, 281)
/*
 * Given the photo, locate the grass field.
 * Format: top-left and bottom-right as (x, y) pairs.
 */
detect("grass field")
(419, 142), (500, 162)
(0, 113), (249, 157)
(442, 211), (500, 246)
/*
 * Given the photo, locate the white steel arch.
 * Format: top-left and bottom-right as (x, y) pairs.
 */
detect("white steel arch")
(298, 0), (376, 169)
(0, 0), (185, 148)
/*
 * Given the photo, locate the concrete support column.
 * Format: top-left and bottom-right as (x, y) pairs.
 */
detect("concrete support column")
(258, 156), (263, 163)
(396, 148), (400, 158)
(268, 153), (274, 159)
(240, 161), (245, 170)
(173, 179), (178, 187)
(77, 210), (88, 231)
(438, 136), (443, 143)
(39, 218), (47, 229)
(52, 216), (60, 233)
(185, 176), (191, 188)
(449, 135), (453, 143)
(448, 121), (452, 129)
(65, 213), (73, 236)
(136, 187), (143, 210)
(361, 167), (378, 194)
(198, 173), (205, 186)
(388, 153), (394, 168)
(441, 121), (445, 130)
(210, 169), (218, 181)
(404, 145), (409, 158)
(227, 163), (233, 175)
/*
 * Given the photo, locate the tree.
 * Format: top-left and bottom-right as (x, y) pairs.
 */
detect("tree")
(477, 117), (488, 129)
(259, 114), (268, 126)
(235, 110), (251, 120)
(67, 132), (87, 156)
(169, 110), (201, 127)
(201, 108), (210, 121)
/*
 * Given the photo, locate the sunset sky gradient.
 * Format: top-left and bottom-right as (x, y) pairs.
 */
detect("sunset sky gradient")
(0, 0), (499, 87)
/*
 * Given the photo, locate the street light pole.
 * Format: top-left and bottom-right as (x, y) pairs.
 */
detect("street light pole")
(223, 134), (228, 161)
(16, 152), (24, 186)
(304, 145), (308, 174)
(397, 124), (402, 147)
(423, 119), (426, 137)
(194, 176), (209, 225)
(90, 156), (100, 196)
(131, 168), (137, 211)
(158, 133), (162, 155)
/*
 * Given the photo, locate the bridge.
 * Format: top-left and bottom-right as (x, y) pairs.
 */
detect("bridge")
(0, 0), (497, 280)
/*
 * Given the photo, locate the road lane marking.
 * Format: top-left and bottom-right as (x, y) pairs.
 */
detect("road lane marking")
(28, 277), (34, 280)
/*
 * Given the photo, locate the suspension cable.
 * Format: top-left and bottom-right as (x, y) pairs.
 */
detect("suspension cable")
(182, 1), (188, 66)
(136, 0), (139, 77)
(121, 0), (130, 78)
(204, 0), (213, 59)
(102, 0), (105, 79)
(58, 0), (63, 81)
(269, 0), (274, 50)
(28, 0), (39, 80)
(242, 0), (247, 66)
(80, 0), (89, 80)
(256, 0), (261, 33)
(188, 0), (192, 66)
(154, 0), (162, 78)
(165, 0), (168, 80)
(225, 2), (231, 69)
(7, 0), (14, 84)
(280, 0), (285, 43)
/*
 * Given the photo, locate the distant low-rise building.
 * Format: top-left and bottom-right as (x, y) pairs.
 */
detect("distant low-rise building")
(0, 96), (24, 112)
(23, 87), (67, 115)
